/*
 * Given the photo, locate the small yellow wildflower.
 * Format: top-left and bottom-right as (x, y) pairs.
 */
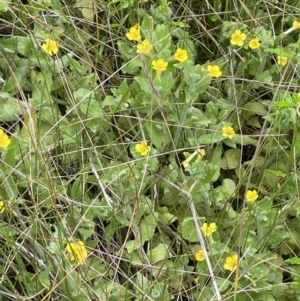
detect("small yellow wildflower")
(0, 129), (11, 148)
(194, 148), (206, 164)
(152, 59), (168, 71)
(174, 48), (188, 62)
(207, 65), (222, 78)
(0, 200), (12, 213)
(277, 56), (288, 67)
(293, 21), (300, 29)
(230, 30), (246, 47)
(201, 223), (217, 237)
(0, 201), (5, 213)
(136, 39), (152, 54)
(224, 254), (238, 271)
(41, 38), (59, 55)
(246, 189), (258, 203)
(126, 24), (141, 41)
(198, 148), (206, 158)
(66, 241), (88, 265)
(248, 38), (261, 50)
(222, 126), (235, 139)
(135, 142), (151, 156)
(195, 249), (205, 261)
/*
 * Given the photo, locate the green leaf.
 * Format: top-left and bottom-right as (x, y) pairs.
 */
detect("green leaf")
(183, 65), (211, 103)
(114, 214), (130, 227)
(23, 0), (51, 11)
(144, 120), (171, 150)
(254, 26), (272, 43)
(275, 101), (295, 108)
(157, 206), (177, 225)
(247, 56), (262, 76)
(199, 133), (224, 144)
(264, 169), (286, 177)
(148, 243), (171, 263)
(246, 116), (262, 128)
(0, 92), (23, 121)
(117, 41), (135, 61)
(243, 102), (267, 116)
(145, 157), (159, 172)
(264, 48), (292, 57)
(38, 105), (61, 124)
(121, 57), (143, 74)
(153, 24), (172, 55)
(210, 144), (222, 181)
(39, 267), (51, 289)
(170, 21), (189, 27)
(0, 0), (11, 13)
(79, 97), (103, 117)
(232, 135), (258, 146)
(78, 227), (94, 240)
(0, 223), (18, 238)
(216, 278), (231, 293)
(31, 71), (53, 106)
(125, 240), (142, 253)
(135, 272), (151, 291)
(134, 76), (153, 94)
(111, 79), (131, 102)
(1, 176), (18, 200)
(183, 107), (211, 127)
(255, 70), (272, 84)
(61, 121), (82, 144)
(221, 149), (241, 170)
(4, 62), (30, 93)
(140, 212), (158, 244)
(205, 101), (218, 124)
(286, 257), (300, 265)
(221, 179), (236, 199)
(141, 15), (154, 40)
(2, 37), (34, 56)
(178, 217), (204, 242)
(154, 73), (174, 98)
(74, 0), (95, 21)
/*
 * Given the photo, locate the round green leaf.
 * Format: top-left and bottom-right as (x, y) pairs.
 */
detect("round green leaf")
(221, 149), (241, 170)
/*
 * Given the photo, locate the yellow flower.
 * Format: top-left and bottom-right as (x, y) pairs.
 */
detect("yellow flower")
(136, 39), (152, 54)
(41, 38), (59, 55)
(0, 202), (6, 214)
(195, 249), (205, 261)
(66, 241), (88, 265)
(277, 56), (288, 67)
(293, 21), (300, 29)
(230, 30), (246, 46)
(224, 254), (238, 271)
(201, 223), (217, 237)
(135, 142), (151, 156)
(246, 189), (258, 203)
(248, 38), (261, 50)
(222, 126), (235, 139)
(0, 200), (12, 213)
(174, 48), (188, 62)
(0, 129), (11, 148)
(0, 201), (5, 213)
(198, 148), (206, 158)
(207, 65), (222, 78)
(126, 24), (141, 41)
(152, 59), (168, 71)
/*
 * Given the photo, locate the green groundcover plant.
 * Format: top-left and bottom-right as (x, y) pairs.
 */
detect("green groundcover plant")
(1, 0), (300, 300)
